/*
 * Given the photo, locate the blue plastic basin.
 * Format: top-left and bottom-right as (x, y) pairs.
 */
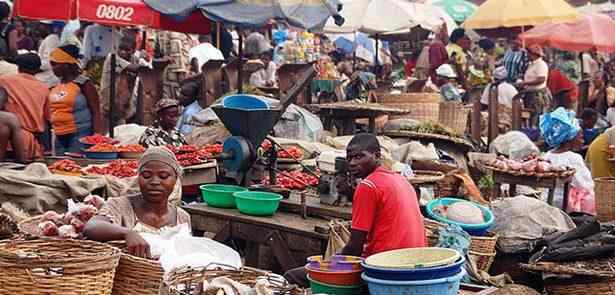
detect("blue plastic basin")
(361, 256), (465, 281)
(222, 94), (270, 110)
(362, 269), (465, 295)
(425, 198), (494, 236)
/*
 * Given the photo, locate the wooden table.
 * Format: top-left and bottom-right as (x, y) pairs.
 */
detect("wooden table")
(307, 102), (409, 135)
(183, 203), (330, 273)
(491, 171), (573, 211)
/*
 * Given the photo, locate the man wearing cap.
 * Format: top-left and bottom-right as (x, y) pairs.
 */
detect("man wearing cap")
(0, 53), (50, 161)
(518, 44), (551, 127)
(481, 66), (518, 108)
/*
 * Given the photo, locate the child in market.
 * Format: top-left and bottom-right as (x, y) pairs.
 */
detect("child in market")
(436, 64), (463, 102)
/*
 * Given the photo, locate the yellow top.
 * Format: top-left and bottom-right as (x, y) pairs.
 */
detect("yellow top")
(586, 133), (615, 178)
(446, 43), (467, 68)
(463, 0), (578, 29)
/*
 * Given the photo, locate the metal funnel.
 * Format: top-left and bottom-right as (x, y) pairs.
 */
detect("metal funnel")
(212, 105), (282, 149)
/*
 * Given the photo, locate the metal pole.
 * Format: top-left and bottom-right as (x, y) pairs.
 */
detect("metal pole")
(109, 53), (116, 138)
(238, 33), (244, 94)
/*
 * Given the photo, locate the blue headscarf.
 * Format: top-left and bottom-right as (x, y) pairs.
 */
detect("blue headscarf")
(540, 107), (581, 149)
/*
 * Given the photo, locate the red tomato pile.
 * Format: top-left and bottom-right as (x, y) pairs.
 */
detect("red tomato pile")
(80, 134), (117, 145)
(202, 144), (223, 156)
(48, 159), (83, 175)
(86, 143), (118, 152)
(167, 144), (219, 167)
(260, 140), (304, 159)
(85, 160), (138, 178)
(117, 144), (146, 153)
(261, 170), (319, 190)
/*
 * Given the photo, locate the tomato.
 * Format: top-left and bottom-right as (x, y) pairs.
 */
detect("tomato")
(86, 143), (118, 152)
(80, 134), (117, 145)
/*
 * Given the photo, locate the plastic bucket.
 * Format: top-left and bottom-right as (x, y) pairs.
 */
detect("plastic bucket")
(362, 269), (465, 295)
(200, 184), (247, 208)
(222, 95), (270, 110)
(307, 275), (363, 295)
(233, 191), (282, 216)
(361, 256), (465, 281)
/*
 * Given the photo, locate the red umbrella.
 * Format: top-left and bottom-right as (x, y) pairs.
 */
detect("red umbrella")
(519, 13), (615, 53)
(14, 0), (211, 35)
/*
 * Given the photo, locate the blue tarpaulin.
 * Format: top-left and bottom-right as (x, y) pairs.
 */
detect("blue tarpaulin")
(144, 0), (343, 30)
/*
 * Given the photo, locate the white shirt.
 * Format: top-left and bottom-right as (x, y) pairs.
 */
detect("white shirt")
(249, 61), (277, 88)
(524, 58), (549, 90)
(582, 53), (599, 77)
(81, 24), (121, 65)
(607, 108), (615, 126)
(0, 60), (17, 76)
(188, 42), (224, 72)
(35, 34), (60, 87)
(480, 82), (518, 107)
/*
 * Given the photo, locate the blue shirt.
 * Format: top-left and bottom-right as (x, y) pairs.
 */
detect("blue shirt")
(178, 101), (203, 135)
(503, 48), (529, 83)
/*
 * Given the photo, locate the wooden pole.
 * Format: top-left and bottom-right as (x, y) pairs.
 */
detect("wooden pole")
(109, 53), (116, 138)
(238, 33), (244, 94)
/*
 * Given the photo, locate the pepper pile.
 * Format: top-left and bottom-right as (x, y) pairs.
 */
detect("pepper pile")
(86, 143), (118, 152)
(117, 144), (146, 153)
(85, 160), (138, 178)
(261, 170), (319, 190)
(80, 134), (117, 145)
(261, 140), (304, 159)
(202, 144), (223, 156)
(48, 159), (83, 175)
(167, 144), (218, 167)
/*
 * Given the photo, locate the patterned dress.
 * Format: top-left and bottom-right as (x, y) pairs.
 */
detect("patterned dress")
(139, 125), (187, 148)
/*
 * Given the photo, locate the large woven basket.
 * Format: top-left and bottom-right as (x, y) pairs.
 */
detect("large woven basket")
(108, 241), (164, 295)
(546, 277), (615, 295)
(166, 264), (303, 295)
(469, 250), (496, 273)
(595, 177), (615, 222)
(439, 102), (471, 135)
(0, 238), (120, 295)
(470, 233), (498, 254)
(377, 93), (440, 122)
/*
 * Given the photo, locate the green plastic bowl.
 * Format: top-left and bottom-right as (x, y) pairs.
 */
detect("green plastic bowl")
(233, 191), (283, 216)
(200, 184), (247, 208)
(308, 275), (363, 295)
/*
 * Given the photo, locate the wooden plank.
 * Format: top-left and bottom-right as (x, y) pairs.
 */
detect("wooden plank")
(278, 194), (352, 220)
(269, 230), (298, 272)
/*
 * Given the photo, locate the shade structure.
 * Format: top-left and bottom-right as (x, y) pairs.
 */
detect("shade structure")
(519, 13), (615, 53)
(144, 0), (342, 31)
(463, 0), (579, 29)
(430, 0), (477, 23)
(322, 0), (455, 35)
(577, 1), (615, 18)
(14, 0), (212, 35)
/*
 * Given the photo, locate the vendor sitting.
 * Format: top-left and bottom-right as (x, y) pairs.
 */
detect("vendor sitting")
(436, 64), (463, 102)
(139, 99), (187, 148)
(586, 126), (615, 178)
(84, 147), (190, 258)
(284, 133), (426, 287)
(541, 107), (596, 215)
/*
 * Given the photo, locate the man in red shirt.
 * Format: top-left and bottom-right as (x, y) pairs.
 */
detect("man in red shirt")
(548, 67), (579, 111)
(284, 134), (426, 286)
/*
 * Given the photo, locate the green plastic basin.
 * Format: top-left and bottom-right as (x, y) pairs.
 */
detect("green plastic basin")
(308, 275), (363, 295)
(200, 184), (247, 208)
(233, 191), (283, 216)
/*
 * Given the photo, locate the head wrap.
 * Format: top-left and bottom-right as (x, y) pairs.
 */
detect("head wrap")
(49, 47), (79, 65)
(15, 53), (41, 73)
(493, 66), (508, 81)
(449, 28), (466, 43)
(138, 146), (183, 177)
(527, 44), (544, 57)
(154, 99), (180, 113)
(539, 107), (581, 149)
(478, 39), (495, 51)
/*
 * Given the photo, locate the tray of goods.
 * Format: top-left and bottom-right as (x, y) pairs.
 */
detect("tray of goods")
(83, 143), (119, 159)
(483, 155), (575, 178)
(79, 133), (118, 146)
(168, 144), (215, 167)
(117, 144), (146, 159)
(18, 195), (105, 239)
(48, 159), (84, 176)
(260, 170), (319, 190)
(85, 159), (138, 178)
(261, 140), (305, 162)
(202, 143), (223, 157)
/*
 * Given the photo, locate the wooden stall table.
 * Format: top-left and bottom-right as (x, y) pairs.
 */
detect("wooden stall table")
(183, 203), (330, 273)
(307, 101), (410, 135)
(491, 171), (573, 211)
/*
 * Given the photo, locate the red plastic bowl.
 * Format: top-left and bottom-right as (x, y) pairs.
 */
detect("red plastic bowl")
(305, 265), (363, 286)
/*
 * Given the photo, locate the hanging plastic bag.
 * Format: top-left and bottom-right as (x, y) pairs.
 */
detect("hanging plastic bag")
(324, 220), (351, 259)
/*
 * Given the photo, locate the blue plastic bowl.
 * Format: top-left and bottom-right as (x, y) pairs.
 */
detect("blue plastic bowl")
(361, 256), (465, 281)
(425, 198), (494, 236)
(222, 94), (270, 110)
(82, 150), (118, 160)
(362, 269), (465, 295)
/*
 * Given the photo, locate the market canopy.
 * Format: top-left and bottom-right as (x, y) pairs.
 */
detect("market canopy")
(519, 13), (615, 53)
(462, 0), (579, 29)
(13, 0), (212, 34)
(577, 1), (615, 18)
(429, 0), (477, 23)
(143, 0), (343, 30)
(322, 0), (455, 35)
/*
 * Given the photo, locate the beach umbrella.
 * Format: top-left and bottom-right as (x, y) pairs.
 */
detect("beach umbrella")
(14, 0), (212, 34)
(429, 0), (477, 23)
(520, 13), (615, 53)
(577, 1), (615, 19)
(463, 0), (579, 29)
(144, 0), (343, 31)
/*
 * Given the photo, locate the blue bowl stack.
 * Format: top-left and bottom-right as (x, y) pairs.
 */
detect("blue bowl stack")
(425, 198), (495, 236)
(361, 248), (465, 295)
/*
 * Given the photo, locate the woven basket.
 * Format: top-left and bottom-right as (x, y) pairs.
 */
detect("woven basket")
(595, 177), (615, 222)
(108, 241), (164, 295)
(439, 102), (471, 135)
(166, 264), (303, 295)
(546, 277), (615, 295)
(424, 218), (448, 247)
(469, 250), (496, 273)
(470, 233), (498, 254)
(0, 239), (120, 295)
(377, 93), (440, 122)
